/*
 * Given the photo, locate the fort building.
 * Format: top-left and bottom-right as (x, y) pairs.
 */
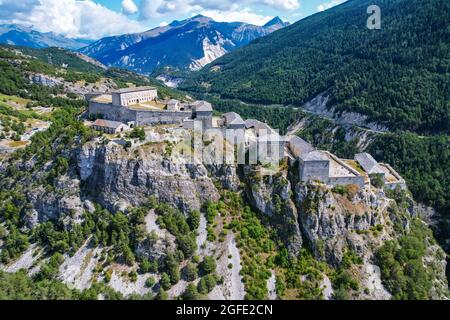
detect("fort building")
(287, 136), (365, 188)
(166, 99), (180, 111)
(245, 119), (287, 163)
(91, 119), (130, 134)
(287, 135), (316, 162)
(355, 153), (406, 190)
(87, 87), (404, 191)
(191, 101), (213, 129)
(88, 87), (212, 128)
(220, 112), (246, 130)
(112, 87), (158, 107)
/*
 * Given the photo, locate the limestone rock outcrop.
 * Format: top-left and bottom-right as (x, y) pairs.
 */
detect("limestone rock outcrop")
(244, 170), (303, 257)
(294, 182), (392, 266)
(77, 141), (220, 213)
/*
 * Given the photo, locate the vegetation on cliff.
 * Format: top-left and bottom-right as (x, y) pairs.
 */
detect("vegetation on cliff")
(376, 218), (446, 300)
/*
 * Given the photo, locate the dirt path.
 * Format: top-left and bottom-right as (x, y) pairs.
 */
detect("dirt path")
(196, 213), (215, 256)
(226, 236), (245, 300)
(321, 274), (334, 300)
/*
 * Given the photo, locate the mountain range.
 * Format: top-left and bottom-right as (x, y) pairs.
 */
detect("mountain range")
(80, 15), (290, 74)
(0, 24), (91, 50)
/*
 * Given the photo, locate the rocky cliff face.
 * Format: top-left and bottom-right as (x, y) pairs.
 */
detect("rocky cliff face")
(244, 169), (302, 256)
(77, 141), (220, 213)
(298, 93), (389, 133)
(244, 166), (448, 300)
(2, 134), (448, 300)
(294, 182), (392, 266)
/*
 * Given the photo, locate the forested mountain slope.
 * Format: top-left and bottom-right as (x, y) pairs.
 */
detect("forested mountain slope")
(182, 0), (450, 134)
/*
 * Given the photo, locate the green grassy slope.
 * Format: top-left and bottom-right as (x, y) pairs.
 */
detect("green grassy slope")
(12, 46), (105, 73)
(0, 45), (186, 101)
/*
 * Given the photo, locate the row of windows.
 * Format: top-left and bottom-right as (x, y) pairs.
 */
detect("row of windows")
(124, 96), (152, 105)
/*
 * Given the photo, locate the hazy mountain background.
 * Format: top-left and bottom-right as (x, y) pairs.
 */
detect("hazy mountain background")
(0, 24), (92, 50)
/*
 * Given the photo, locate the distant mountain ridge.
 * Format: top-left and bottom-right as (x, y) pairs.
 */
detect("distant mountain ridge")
(80, 15), (290, 74)
(0, 24), (92, 50)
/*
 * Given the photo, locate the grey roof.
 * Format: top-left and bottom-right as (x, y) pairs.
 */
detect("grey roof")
(288, 136), (315, 158)
(167, 99), (179, 105)
(301, 150), (329, 161)
(167, 99), (180, 108)
(245, 119), (260, 129)
(245, 119), (273, 132)
(223, 112), (245, 126)
(92, 119), (125, 129)
(355, 153), (382, 174)
(192, 100), (213, 112)
(113, 86), (156, 94)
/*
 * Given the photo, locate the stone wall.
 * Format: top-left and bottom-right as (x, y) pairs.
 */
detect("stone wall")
(228, 124), (246, 130)
(328, 176), (365, 189)
(89, 102), (195, 126)
(256, 140), (286, 164)
(300, 160), (330, 183)
(89, 102), (136, 123)
(135, 110), (191, 126)
(196, 111), (213, 129)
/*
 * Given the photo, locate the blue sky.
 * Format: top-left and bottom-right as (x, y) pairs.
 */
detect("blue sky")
(0, 0), (347, 39)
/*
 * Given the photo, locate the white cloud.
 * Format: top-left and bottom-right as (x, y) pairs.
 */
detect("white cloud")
(139, 0), (299, 20)
(0, 0), (298, 40)
(0, 0), (147, 39)
(262, 0), (300, 11)
(139, 0), (201, 19)
(200, 8), (273, 26)
(318, 0), (346, 12)
(122, 0), (138, 15)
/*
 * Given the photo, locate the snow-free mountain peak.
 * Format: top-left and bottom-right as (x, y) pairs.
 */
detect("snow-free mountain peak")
(264, 16), (287, 27)
(0, 24), (91, 50)
(80, 15), (289, 74)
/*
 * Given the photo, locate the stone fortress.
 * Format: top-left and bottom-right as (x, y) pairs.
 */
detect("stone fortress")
(87, 86), (406, 191)
(88, 86), (212, 128)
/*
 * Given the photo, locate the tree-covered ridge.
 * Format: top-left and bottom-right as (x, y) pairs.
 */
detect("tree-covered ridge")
(182, 0), (450, 134)
(0, 45), (187, 102)
(368, 132), (450, 226)
(12, 46), (105, 73)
